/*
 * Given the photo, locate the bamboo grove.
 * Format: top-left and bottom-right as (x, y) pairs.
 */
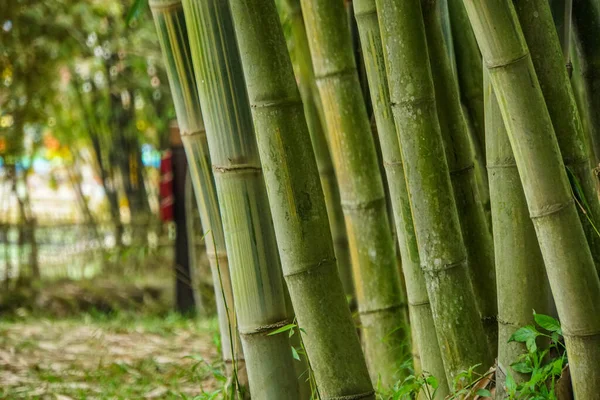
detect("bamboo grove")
(150, 0), (600, 398)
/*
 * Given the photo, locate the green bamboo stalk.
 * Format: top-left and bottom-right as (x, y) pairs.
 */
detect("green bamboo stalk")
(447, 0), (484, 158)
(446, 0), (490, 222)
(149, 0), (246, 388)
(513, 0), (600, 275)
(278, 0), (355, 302)
(572, 0), (600, 163)
(375, 0), (493, 382)
(485, 71), (551, 394)
(462, 1), (600, 396)
(421, 0), (497, 349)
(227, 1), (376, 398)
(298, 0), (408, 387)
(180, 0), (300, 397)
(352, 0), (448, 396)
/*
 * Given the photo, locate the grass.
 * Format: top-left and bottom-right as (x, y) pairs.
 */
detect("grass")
(0, 312), (225, 399)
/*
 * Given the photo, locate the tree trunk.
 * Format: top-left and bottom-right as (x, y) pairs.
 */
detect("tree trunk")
(299, 0), (409, 386)
(462, 1), (600, 396)
(181, 0), (300, 397)
(375, 0), (493, 382)
(353, 0), (448, 395)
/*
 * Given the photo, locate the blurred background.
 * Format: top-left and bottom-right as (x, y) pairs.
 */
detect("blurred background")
(0, 1), (222, 398)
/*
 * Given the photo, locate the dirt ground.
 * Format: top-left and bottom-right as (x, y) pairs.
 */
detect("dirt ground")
(0, 316), (223, 399)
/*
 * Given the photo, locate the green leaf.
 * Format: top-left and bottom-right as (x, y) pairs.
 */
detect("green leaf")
(511, 362), (533, 374)
(526, 336), (538, 353)
(476, 389), (492, 398)
(425, 374), (438, 389)
(291, 346), (301, 361)
(534, 313), (562, 335)
(509, 325), (539, 344)
(505, 371), (517, 395)
(267, 323), (296, 336)
(126, 0), (147, 25)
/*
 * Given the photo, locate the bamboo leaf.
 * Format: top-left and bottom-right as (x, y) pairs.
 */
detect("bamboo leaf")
(508, 325), (539, 344)
(511, 362), (533, 374)
(291, 346), (301, 361)
(267, 324), (296, 336)
(476, 388), (492, 398)
(126, 0), (147, 25)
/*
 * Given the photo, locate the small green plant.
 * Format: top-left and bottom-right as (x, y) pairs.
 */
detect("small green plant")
(381, 372), (439, 400)
(502, 312), (567, 399)
(447, 363), (494, 399)
(268, 320), (320, 399)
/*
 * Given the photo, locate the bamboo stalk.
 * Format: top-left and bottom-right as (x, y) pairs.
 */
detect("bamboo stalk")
(485, 71), (551, 394)
(375, 0), (493, 382)
(353, 0), (448, 395)
(421, 0), (497, 350)
(149, 0), (246, 387)
(298, 0), (409, 387)
(227, 1), (375, 398)
(572, 0), (600, 163)
(513, 0), (600, 275)
(446, 0), (490, 221)
(462, 1), (600, 396)
(278, 0), (355, 302)
(447, 0), (484, 158)
(179, 0), (301, 397)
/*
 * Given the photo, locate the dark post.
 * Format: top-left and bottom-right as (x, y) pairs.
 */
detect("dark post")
(170, 123), (197, 315)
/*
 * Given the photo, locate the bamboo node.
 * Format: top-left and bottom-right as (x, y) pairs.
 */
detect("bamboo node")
(341, 196), (386, 211)
(390, 96), (436, 110)
(359, 302), (407, 316)
(282, 257), (337, 278)
(239, 319), (294, 336)
(328, 390), (376, 400)
(450, 163), (475, 176)
(408, 300), (430, 308)
(251, 98), (303, 109)
(562, 329), (600, 339)
(180, 128), (207, 138)
(421, 257), (467, 273)
(529, 199), (574, 219)
(148, 0), (182, 11)
(213, 164), (262, 174)
(314, 67), (356, 82)
(485, 52), (529, 70)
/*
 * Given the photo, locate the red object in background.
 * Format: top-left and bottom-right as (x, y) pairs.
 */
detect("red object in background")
(160, 150), (174, 222)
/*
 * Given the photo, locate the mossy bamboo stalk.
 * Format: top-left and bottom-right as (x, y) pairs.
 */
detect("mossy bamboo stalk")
(228, 1), (375, 398)
(572, 0), (600, 163)
(149, 0), (246, 386)
(352, 0), (448, 396)
(299, 0), (408, 386)
(421, 0), (497, 349)
(375, 0), (493, 382)
(462, 1), (600, 396)
(447, 0), (484, 157)
(513, 0), (600, 275)
(279, 0), (355, 301)
(485, 72), (551, 394)
(181, 0), (300, 397)
(446, 0), (490, 220)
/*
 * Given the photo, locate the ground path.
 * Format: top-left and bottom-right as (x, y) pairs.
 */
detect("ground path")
(0, 316), (222, 399)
